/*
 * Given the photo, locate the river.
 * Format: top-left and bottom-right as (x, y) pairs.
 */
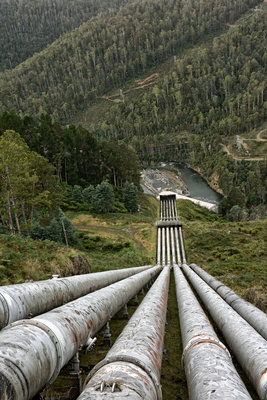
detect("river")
(141, 163), (222, 206)
(175, 163), (222, 205)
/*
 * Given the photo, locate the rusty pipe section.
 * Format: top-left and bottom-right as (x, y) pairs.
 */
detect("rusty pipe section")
(174, 266), (252, 399)
(0, 265), (161, 400)
(77, 266), (170, 400)
(0, 265), (153, 330)
(182, 263), (267, 400)
(189, 263), (267, 340)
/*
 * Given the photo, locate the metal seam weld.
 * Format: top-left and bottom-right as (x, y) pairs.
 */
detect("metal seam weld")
(181, 334), (232, 368)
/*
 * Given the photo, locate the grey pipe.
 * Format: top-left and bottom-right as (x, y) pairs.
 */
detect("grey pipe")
(182, 263), (267, 400)
(174, 266), (252, 399)
(166, 228), (171, 266)
(157, 228), (161, 265)
(0, 265), (162, 400)
(162, 228), (166, 266)
(77, 266), (170, 400)
(179, 227), (186, 263)
(0, 265), (153, 330)
(174, 227), (181, 265)
(170, 227), (176, 265)
(189, 263), (267, 340)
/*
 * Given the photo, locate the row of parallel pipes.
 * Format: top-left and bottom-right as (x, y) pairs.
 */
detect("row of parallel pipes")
(0, 193), (265, 400)
(160, 194), (267, 400)
(0, 264), (153, 330)
(189, 263), (267, 340)
(0, 265), (161, 399)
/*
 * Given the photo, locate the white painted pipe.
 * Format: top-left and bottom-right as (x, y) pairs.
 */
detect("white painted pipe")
(174, 266), (252, 400)
(0, 265), (162, 400)
(182, 263), (267, 400)
(189, 263), (267, 340)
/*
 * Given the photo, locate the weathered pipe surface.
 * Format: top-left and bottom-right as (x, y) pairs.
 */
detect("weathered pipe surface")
(174, 266), (252, 400)
(182, 263), (267, 400)
(0, 265), (153, 330)
(189, 263), (267, 340)
(77, 266), (170, 400)
(0, 265), (161, 400)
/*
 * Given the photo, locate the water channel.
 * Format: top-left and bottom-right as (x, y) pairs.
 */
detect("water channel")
(141, 163), (222, 206)
(175, 163), (222, 205)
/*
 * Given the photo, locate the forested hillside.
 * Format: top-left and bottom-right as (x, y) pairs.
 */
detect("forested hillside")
(0, 0), (260, 119)
(0, 113), (140, 187)
(100, 12), (266, 141)
(0, 0), (132, 71)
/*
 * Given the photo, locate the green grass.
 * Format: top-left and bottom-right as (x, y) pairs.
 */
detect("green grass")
(177, 199), (267, 311)
(68, 193), (159, 272)
(0, 234), (91, 285)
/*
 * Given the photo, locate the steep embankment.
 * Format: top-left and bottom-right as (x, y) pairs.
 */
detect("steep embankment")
(0, 0), (260, 119)
(0, 234), (91, 285)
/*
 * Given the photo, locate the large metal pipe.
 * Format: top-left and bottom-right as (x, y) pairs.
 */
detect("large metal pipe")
(179, 227), (186, 263)
(174, 199), (178, 219)
(171, 200), (175, 220)
(0, 265), (153, 330)
(189, 263), (267, 340)
(162, 228), (166, 266)
(174, 266), (252, 399)
(168, 200), (173, 221)
(0, 265), (161, 400)
(174, 227), (181, 265)
(77, 266), (170, 400)
(170, 227), (176, 265)
(182, 263), (267, 400)
(166, 227), (171, 266)
(157, 228), (161, 265)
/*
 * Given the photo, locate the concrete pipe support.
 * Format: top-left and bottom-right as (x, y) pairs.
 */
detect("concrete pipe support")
(189, 263), (267, 340)
(0, 265), (162, 400)
(182, 263), (267, 400)
(174, 266), (252, 400)
(77, 266), (170, 400)
(0, 265), (153, 330)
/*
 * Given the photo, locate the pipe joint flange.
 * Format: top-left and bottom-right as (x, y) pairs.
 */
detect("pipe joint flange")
(84, 354), (162, 400)
(7, 319), (63, 388)
(182, 334), (231, 369)
(0, 292), (10, 329)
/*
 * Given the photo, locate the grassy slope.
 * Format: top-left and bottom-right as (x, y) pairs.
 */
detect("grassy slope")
(67, 193), (158, 272)
(0, 234), (91, 285)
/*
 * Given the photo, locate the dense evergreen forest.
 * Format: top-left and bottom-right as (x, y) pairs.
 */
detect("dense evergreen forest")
(100, 13), (266, 141)
(0, 112), (139, 187)
(0, 0), (260, 119)
(0, 0), (132, 71)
